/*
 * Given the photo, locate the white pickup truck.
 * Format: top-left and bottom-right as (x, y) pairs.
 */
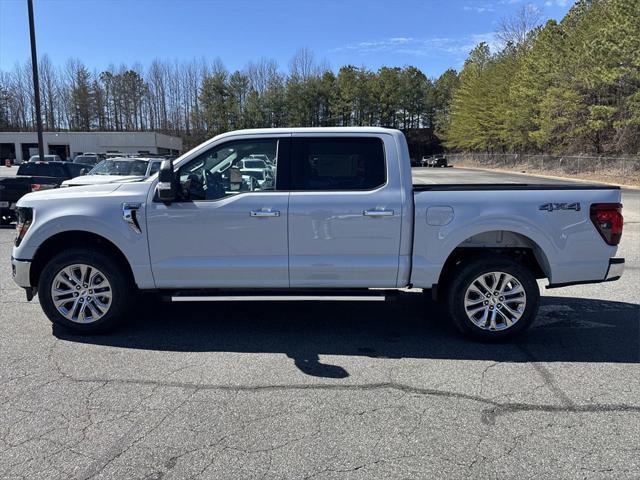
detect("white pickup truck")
(11, 128), (625, 339)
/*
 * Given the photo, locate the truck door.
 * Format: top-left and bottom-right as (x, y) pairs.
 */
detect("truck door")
(288, 134), (403, 288)
(146, 136), (291, 289)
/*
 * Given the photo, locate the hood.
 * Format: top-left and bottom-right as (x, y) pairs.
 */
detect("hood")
(17, 183), (123, 206)
(61, 175), (145, 186)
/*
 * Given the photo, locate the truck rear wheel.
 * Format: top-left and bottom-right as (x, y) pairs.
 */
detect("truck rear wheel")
(445, 256), (539, 340)
(38, 248), (133, 333)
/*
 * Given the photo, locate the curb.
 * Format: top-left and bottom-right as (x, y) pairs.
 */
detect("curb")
(454, 165), (640, 191)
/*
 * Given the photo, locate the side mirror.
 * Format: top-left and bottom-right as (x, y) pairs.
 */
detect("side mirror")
(157, 159), (176, 203)
(80, 168), (87, 176)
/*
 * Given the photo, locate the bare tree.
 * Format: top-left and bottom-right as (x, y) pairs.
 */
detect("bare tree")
(246, 57), (278, 94)
(497, 4), (542, 47)
(289, 47), (317, 81)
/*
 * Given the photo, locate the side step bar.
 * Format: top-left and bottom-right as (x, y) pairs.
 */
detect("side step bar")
(171, 295), (386, 302)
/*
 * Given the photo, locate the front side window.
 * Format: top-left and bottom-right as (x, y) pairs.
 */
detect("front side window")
(175, 138), (279, 201)
(291, 137), (385, 191)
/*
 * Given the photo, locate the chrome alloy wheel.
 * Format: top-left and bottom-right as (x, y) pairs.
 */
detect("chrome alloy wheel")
(463, 271), (526, 331)
(50, 264), (113, 324)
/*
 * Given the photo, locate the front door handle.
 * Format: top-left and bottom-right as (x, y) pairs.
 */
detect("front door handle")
(363, 209), (394, 217)
(250, 210), (280, 217)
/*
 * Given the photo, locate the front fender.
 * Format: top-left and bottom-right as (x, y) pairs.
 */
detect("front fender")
(14, 201), (154, 289)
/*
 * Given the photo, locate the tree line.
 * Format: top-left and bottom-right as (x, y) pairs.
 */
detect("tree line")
(442, 0), (640, 155)
(0, 0), (637, 155)
(0, 49), (457, 149)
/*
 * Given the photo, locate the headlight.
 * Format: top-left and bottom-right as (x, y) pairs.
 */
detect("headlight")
(15, 207), (33, 247)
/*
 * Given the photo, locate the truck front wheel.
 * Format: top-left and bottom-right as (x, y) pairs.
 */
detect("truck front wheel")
(38, 248), (133, 333)
(445, 256), (540, 340)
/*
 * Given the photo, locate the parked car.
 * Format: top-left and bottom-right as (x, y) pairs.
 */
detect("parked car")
(421, 155), (448, 168)
(28, 154), (62, 162)
(248, 153), (276, 168)
(0, 161), (90, 224)
(61, 157), (162, 187)
(11, 128), (624, 340)
(240, 168), (274, 189)
(239, 157), (274, 173)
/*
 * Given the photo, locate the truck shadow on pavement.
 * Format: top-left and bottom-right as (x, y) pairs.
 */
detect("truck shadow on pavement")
(53, 293), (639, 378)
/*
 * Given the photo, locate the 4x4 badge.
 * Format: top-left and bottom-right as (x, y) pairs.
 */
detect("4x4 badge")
(539, 202), (581, 212)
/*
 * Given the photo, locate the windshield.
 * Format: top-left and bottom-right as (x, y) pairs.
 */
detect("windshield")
(89, 159), (149, 176)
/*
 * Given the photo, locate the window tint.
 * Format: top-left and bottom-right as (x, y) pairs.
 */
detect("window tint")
(17, 163), (67, 177)
(176, 138), (279, 201)
(148, 161), (161, 175)
(67, 164), (87, 176)
(292, 137), (385, 191)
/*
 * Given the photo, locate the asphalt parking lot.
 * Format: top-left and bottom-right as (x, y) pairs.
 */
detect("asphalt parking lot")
(1, 168), (638, 479)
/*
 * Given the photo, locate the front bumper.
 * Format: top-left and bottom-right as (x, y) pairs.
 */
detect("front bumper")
(11, 257), (32, 288)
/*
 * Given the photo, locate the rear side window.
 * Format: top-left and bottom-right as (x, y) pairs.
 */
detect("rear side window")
(292, 137), (385, 191)
(17, 163), (66, 177)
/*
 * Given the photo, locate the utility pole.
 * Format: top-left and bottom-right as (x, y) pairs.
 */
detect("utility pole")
(27, 0), (45, 161)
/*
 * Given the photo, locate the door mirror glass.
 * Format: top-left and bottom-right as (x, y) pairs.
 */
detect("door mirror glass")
(157, 159), (176, 203)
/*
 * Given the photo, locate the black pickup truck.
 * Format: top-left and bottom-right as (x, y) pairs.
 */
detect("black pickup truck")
(0, 161), (90, 225)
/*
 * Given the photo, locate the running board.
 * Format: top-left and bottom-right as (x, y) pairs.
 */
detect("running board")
(171, 295), (386, 302)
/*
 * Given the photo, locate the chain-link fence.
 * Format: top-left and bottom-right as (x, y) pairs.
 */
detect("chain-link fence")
(446, 153), (640, 186)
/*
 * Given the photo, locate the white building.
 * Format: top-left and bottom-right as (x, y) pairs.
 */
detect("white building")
(0, 131), (183, 163)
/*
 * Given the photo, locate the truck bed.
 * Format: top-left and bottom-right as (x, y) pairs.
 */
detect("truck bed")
(411, 166), (620, 190)
(413, 183), (619, 191)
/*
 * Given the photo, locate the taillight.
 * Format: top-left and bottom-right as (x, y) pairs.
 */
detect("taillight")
(31, 183), (41, 191)
(590, 203), (623, 246)
(15, 207), (33, 247)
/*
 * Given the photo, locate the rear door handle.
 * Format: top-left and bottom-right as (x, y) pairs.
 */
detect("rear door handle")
(250, 210), (280, 217)
(363, 210), (394, 217)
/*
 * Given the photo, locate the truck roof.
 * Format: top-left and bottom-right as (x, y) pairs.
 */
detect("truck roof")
(213, 127), (400, 137)
(177, 127), (405, 163)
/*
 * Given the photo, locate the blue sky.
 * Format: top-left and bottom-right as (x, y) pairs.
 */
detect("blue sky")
(0, 0), (573, 78)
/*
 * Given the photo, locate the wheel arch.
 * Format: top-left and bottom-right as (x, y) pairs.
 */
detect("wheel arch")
(434, 230), (550, 299)
(30, 231), (136, 289)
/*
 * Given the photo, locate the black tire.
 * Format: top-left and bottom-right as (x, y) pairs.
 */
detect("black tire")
(38, 247), (134, 333)
(445, 256), (539, 340)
